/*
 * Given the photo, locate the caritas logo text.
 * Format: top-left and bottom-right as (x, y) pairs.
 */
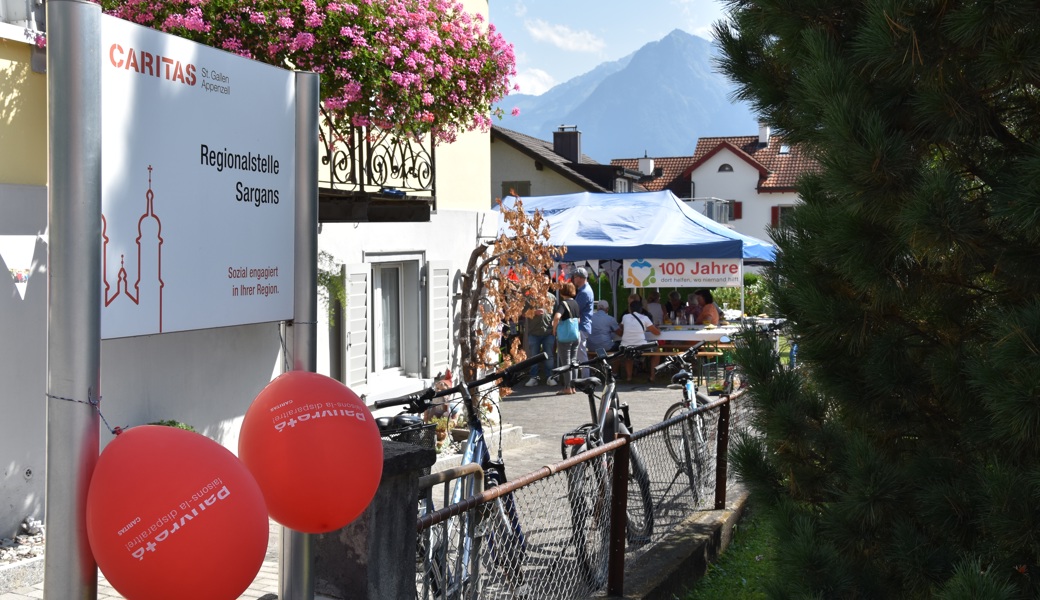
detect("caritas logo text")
(109, 43), (197, 86)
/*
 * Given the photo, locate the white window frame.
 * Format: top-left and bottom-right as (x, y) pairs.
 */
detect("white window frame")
(372, 262), (404, 374)
(365, 252), (424, 381)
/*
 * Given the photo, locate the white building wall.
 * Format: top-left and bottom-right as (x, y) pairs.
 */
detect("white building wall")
(490, 140), (589, 203)
(691, 149), (800, 241)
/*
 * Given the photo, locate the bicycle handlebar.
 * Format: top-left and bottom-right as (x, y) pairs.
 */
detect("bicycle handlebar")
(372, 352), (549, 410)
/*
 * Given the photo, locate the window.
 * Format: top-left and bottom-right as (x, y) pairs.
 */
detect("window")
(779, 144), (790, 154)
(501, 180), (531, 198)
(770, 205), (796, 227)
(373, 263), (403, 371)
(728, 200), (743, 220)
(717, 163), (733, 172)
(614, 178), (630, 193)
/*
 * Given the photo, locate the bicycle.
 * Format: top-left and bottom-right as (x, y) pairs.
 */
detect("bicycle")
(373, 352), (549, 600)
(551, 342), (658, 586)
(655, 341), (710, 462)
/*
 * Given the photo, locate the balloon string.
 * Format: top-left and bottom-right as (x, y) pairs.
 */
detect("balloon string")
(279, 325), (290, 372)
(45, 391), (125, 435)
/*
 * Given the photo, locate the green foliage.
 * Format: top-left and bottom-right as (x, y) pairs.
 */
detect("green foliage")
(713, 273), (773, 316)
(716, 0), (1040, 596)
(148, 419), (196, 432)
(684, 510), (778, 600)
(317, 250), (346, 324)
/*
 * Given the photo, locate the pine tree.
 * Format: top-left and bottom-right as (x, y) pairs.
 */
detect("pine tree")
(715, 0), (1040, 596)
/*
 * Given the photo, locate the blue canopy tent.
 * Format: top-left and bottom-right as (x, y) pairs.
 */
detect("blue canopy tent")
(499, 190), (775, 263)
(498, 190), (776, 316)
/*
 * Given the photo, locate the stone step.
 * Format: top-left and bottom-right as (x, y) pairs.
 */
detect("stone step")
(430, 423), (530, 472)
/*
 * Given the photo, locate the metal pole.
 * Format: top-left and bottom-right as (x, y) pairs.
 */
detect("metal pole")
(44, 0), (102, 597)
(607, 435), (630, 596)
(280, 70), (319, 600)
(714, 402), (730, 510)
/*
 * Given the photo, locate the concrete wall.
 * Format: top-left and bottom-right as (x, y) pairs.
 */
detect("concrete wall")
(0, 184), (47, 540)
(490, 138), (589, 204)
(690, 149), (800, 241)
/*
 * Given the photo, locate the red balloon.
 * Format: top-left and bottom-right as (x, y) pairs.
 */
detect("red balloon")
(86, 425), (268, 600)
(238, 371), (383, 533)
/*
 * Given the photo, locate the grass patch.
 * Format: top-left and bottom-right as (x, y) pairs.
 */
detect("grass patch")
(684, 509), (778, 600)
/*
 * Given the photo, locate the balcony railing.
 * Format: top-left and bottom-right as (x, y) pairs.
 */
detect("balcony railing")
(318, 111), (436, 208)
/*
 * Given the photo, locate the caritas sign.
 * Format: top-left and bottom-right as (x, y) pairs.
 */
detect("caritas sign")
(623, 258), (742, 288)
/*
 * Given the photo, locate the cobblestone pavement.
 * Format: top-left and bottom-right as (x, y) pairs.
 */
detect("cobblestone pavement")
(0, 375), (687, 599)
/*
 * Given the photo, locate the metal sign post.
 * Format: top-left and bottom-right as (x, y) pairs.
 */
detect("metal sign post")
(44, 0), (103, 597)
(280, 70), (320, 600)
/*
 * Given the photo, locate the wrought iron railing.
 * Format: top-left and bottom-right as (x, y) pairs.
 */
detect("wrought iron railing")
(318, 110), (436, 200)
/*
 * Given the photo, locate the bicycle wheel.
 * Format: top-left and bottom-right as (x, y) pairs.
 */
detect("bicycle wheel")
(567, 443), (610, 587)
(420, 512), (468, 599)
(626, 443), (655, 545)
(480, 468), (526, 595)
(663, 402), (692, 467)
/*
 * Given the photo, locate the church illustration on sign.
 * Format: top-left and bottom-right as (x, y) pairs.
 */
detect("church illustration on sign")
(102, 165), (165, 333)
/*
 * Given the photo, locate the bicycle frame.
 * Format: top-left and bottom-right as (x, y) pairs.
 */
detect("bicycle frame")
(557, 344), (653, 451)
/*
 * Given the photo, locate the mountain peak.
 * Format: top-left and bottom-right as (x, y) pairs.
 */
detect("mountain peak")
(494, 30), (757, 162)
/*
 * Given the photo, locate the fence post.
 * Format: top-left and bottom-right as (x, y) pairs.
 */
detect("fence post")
(714, 401), (730, 510)
(608, 435), (631, 596)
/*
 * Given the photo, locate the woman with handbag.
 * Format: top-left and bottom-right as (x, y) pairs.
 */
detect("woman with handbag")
(552, 282), (581, 396)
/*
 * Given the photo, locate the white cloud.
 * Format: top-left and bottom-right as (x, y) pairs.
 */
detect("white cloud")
(691, 24), (715, 40)
(524, 19), (605, 53)
(513, 0), (527, 18)
(672, 0), (726, 40)
(514, 68), (556, 96)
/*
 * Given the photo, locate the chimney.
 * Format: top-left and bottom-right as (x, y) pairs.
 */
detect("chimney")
(553, 125), (582, 163)
(758, 121), (770, 146)
(638, 151), (655, 177)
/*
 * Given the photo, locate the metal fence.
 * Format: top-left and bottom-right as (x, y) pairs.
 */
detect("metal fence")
(413, 389), (758, 599)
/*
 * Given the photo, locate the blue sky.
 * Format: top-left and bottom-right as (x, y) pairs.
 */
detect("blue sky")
(488, 0), (728, 96)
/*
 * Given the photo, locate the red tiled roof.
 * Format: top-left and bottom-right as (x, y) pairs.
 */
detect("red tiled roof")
(612, 133), (819, 196)
(686, 135), (820, 191)
(610, 156), (696, 196)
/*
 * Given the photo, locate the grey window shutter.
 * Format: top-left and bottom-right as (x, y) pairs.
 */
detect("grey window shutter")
(345, 263), (370, 388)
(425, 261), (453, 378)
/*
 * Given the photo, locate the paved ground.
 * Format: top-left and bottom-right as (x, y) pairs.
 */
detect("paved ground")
(496, 377), (689, 476)
(0, 372), (699, 600)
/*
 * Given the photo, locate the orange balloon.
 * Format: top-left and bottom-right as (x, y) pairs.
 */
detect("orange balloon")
(86, 425), (268, 600)
(238, 371), (383, 533)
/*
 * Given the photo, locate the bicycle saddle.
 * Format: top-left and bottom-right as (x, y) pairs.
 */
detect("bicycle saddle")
(671, 369), (692, 385)
(570, 377), (602, 394)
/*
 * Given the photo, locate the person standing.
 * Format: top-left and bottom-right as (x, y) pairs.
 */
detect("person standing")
(588, 300), (620, 357)
(571, 267), (595, 375)
(552, 282), (581, 395)
(523, 288), (558, 386)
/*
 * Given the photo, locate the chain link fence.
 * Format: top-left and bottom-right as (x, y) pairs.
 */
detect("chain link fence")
(414, 391), (755, 599)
